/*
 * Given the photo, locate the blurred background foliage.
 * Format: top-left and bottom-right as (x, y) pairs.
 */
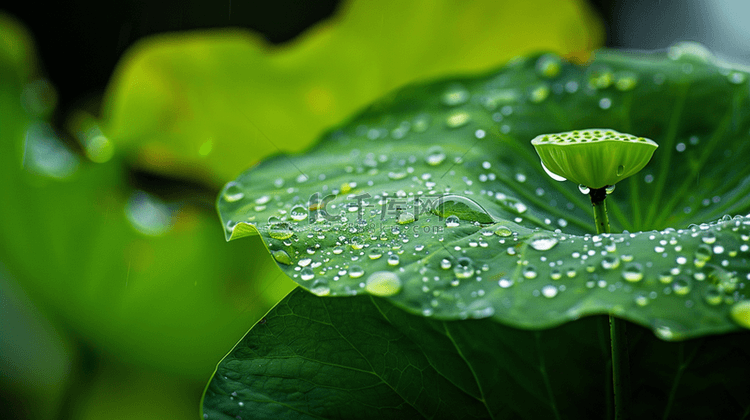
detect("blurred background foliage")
(0, 0), (743, 419)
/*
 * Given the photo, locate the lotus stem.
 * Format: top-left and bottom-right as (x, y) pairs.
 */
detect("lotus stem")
(590, 187), (629, 420)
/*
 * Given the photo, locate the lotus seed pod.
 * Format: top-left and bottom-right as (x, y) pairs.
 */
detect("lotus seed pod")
(531, 129), (658, 189)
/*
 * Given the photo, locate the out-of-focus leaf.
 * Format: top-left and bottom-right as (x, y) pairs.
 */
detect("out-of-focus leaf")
(217, 44), (750, 339)
(77, 361), (199, 420)
(0, 13), (36, 83)
(0, 26), (295, 380)
(101, 0), (602, 184)
(202, 288), (750, 419)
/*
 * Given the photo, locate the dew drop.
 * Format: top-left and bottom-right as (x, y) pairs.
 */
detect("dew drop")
(694, 244), (712, 268)
(605, 185), (616, 194)
(454, 257), (474, 279)
(268, 222), (294, 240)
(616, 165), (625, 176)
(349, 265), (365, 278)
(728, 71), (746, 85)
(440, 258), (452, 269)
(432, 194), (494, 224)
(272, 250), (292, 265)
(442, 86), (469, 106)
(445, 215), (460, 228)
(365, 271), (402, 296)
(368, 248), (383, 260)
(536, 54), (561, 78)
(446, 111), (470, 128)
(701, 232), (717, 244)
(494, 226), (513, 237)
(222, 182), (244, 202)
(498, 278), (514, 288)
(398, 212), (415, 224)
(703, 286), (722, 306)
(601, 255), (621, 270)
(310, 281), (331, 296)
(300, 267), (315, 281)
(578, 184), (591, 194)
(523, 266), (538, 280)
(530, 235), (559, 251)
(425, 146), (446, 166)
(387, 255), (400, 266)
(622, 262), (644, 282)
(672, 277), (692, 295)
(289, 205), (308, 221)
(541, 284), (558, 298)
(529, 84), (550, 103)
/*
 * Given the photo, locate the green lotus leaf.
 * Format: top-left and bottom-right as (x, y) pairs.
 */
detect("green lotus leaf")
(219, 43), (750, 340)
(531, 128), (658, 189)
(202, 288), (750, 419)
(100, 0), (602, 184)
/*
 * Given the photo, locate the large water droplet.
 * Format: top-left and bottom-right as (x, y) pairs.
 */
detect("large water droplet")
(529, 235), (558, 251)
(365, 271), (402, 296)
(300, 267), (315, 281)
(494, 226), (513, 237)
(541, 284), (558, 298)
(445, 215), (460, 228)
(672, 277), (692, 295)
(446, 111), (470, 128)
(272, 250), (292, 265)
(310, 281), (331, 296)
(703, 286), (722, 305)
(223, 182), (245, 202)
(268, 222), (294, 240)
(498, 278), (514, 288)
(398, 212), (416, 224)
(387, 255), (400, 266)
(290, 205), (308, 221)
(694, 244), (712, 268)
(432, 195), (494, 224)
(349, 265), (365, 278)
(454, 257), (474, 279)
(425, 146), (446, 166)
(601, 255), (621, 270)
(701, 232), (717, 244)
(622, 262), (644, 282)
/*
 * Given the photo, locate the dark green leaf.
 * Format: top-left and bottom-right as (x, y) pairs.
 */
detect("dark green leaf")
(202, 288), (750, 419)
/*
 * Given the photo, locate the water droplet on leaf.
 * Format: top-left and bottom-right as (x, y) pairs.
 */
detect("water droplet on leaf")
(365, 271), (402, 296)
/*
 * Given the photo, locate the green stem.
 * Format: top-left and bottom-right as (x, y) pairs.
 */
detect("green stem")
(590, 187), (610, 234)
(590, 187), (629, 420)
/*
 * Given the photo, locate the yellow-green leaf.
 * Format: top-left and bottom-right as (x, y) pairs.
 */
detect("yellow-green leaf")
(101, 0), (602, 185)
